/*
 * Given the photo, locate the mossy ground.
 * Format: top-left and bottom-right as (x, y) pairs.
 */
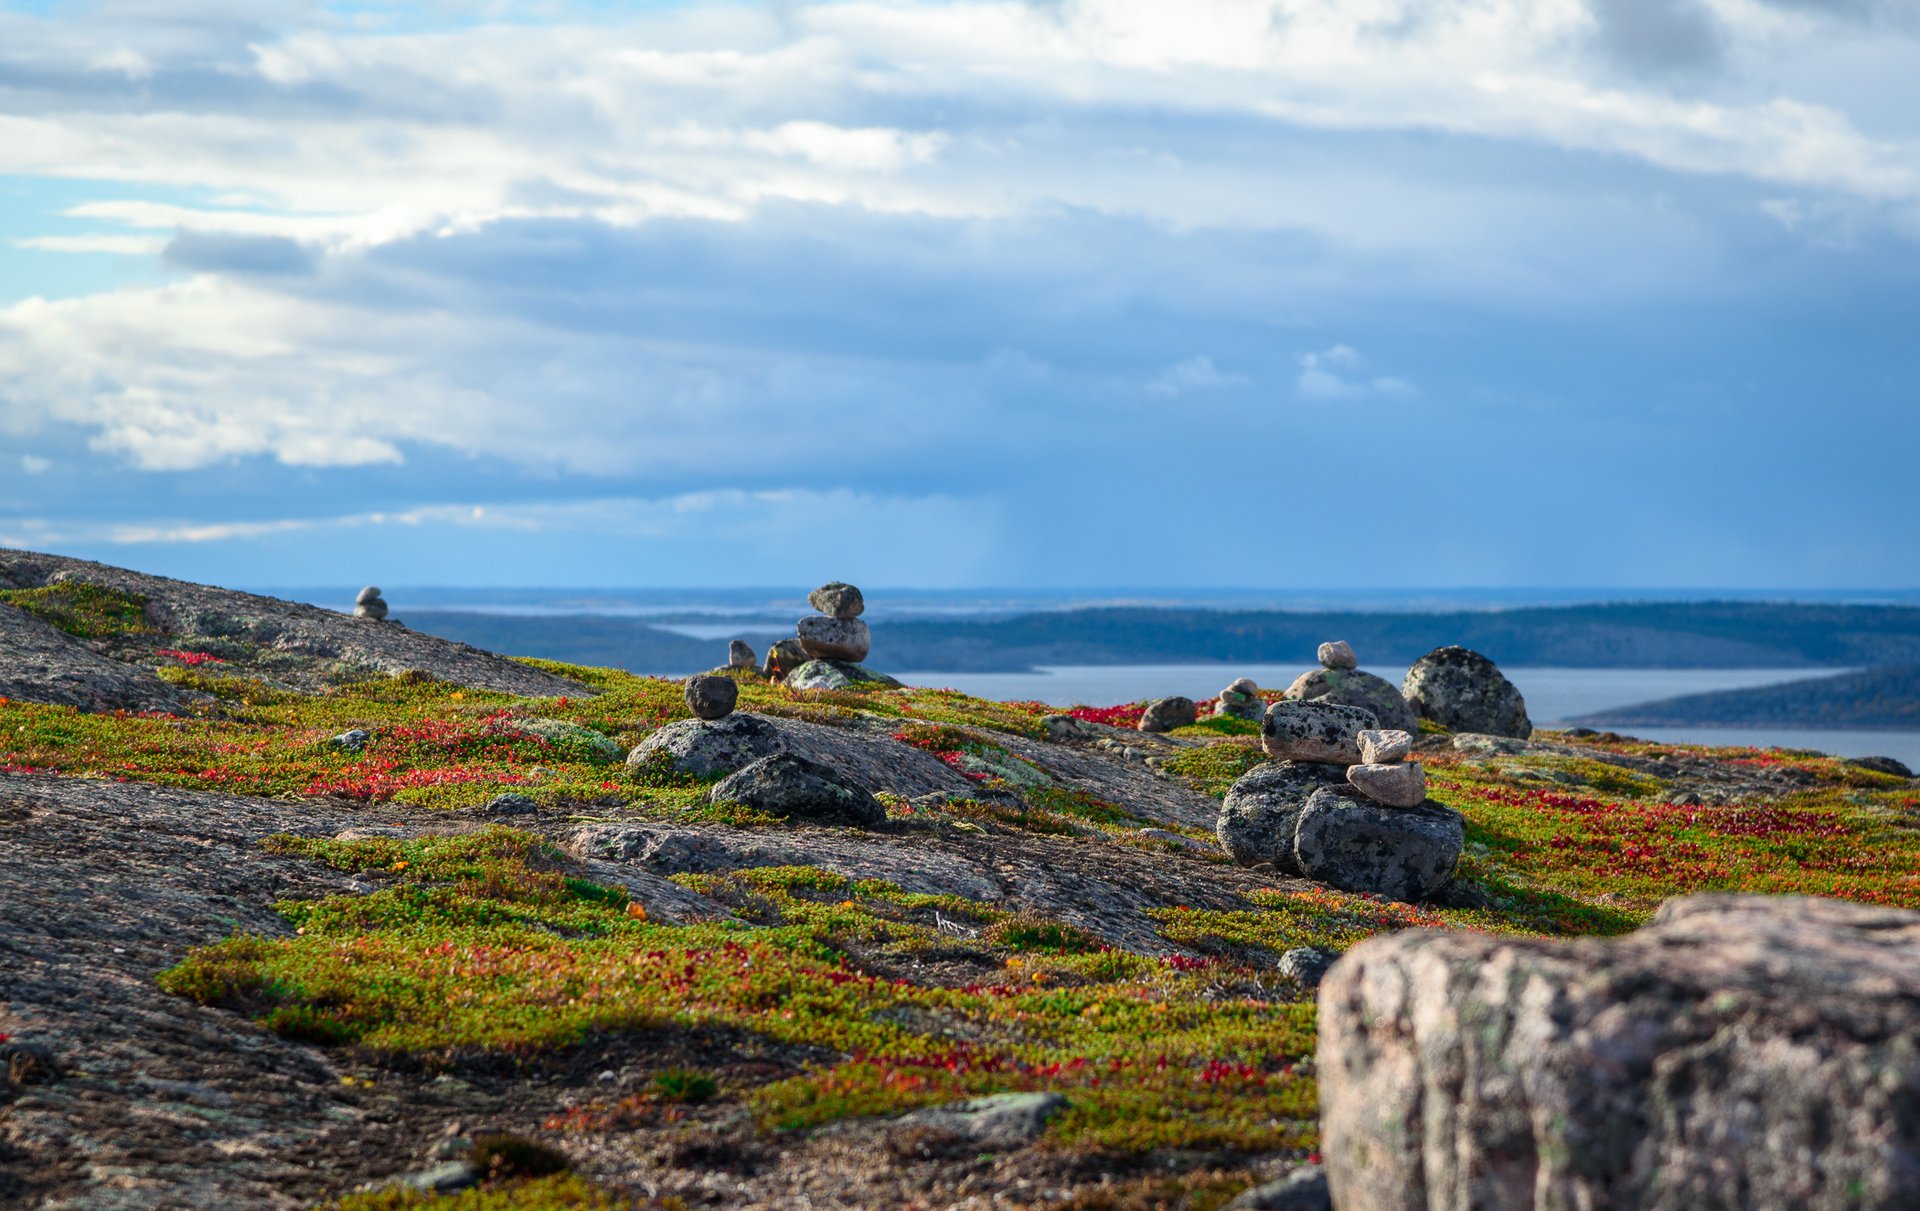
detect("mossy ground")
(7, 624), (1919, 1206)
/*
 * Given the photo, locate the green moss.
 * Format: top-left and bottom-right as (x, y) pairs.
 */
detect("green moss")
(1169, 716), (1261, 739)
(0, 581), (152, 639)
(1162, 740), (1269, 799)
(320, 1175), (638, 1210)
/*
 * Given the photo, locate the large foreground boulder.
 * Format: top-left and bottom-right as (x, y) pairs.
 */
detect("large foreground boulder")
(1318, 894), (1920, 1211)
(1402, 645), (1531, 738)
(1217, 761), (1351, 874)
(1292, 788), (1461, 903)
(625, 713), (785, 778)
(1285, 667), (1418, 734)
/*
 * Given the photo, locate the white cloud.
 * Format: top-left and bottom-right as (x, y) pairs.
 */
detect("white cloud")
(1146, 355), (1247, 395)
(19, 455), (51, 474)
(1295, 345), (1419, 401)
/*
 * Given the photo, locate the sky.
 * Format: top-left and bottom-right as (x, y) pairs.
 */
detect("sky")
(0, 0), (1916, 591)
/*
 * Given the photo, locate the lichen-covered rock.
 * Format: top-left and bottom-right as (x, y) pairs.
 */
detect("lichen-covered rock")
(1345, 761), (1426, 808)
(1276, 947), (1339, 991)
(1213, 678), (1265, 721)
(684, 673), (738, 720)
(1138, 696), (1198, 733)
(1217, 760), (1352, 873)
(1402, 645), (1531, 738)
(894, 1091), (1067, 1149)
(709, 752), (886, 827)
(1317, 640), (1357, 671)
(1318, 894), (1920, 1211)
(625, 713), (785, 779)
(797, 615), (871, 663)
(507, 717), (623, 763)
(763, 637), (809, 682)
(1292, 787), (1462, 902)
(727, 638), (758, 670)
(786, 660), (904, 691)
(1261, 700), (1378, 764)
(808, 581), (865, 619)
(1284, 667), (1418, 734)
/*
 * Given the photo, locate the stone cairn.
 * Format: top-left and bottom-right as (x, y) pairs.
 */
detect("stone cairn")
(1213, 676), (1265, 721)
(762, 582), (899, 689)
(353, 585), (389, 621)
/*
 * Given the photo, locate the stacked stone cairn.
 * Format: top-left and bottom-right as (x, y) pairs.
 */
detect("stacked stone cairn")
(1213, 676), (1265, 721)
(763, 581), (903, 690)
(1216, 679), (1464, 903)
(1284, 639), (1418, 733)
(353, 585), (389, 621)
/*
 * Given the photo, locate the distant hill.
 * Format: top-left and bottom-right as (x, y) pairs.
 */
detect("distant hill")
(398, 600), (1920, 676)
(1576, 665), (1920, 730)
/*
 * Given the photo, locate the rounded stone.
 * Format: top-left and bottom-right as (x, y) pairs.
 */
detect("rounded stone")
(1285, 667), (1418, 734)
(684, 673), (738, 720)
(808, 582), (866, 620)
(1277, 947), (1341, 992)
(1346, 761), (1427, 808)
(1317, 640), (1357, 670)
(1402, 646), (1532, 739)
(355, 585), (382, 606)
(625, 713), (784, 779)
(1292, 787), (1464, 903)
(1217, 760), (1353, 873)
(727, 639), (758, 670)
(1261, 700), (1379, 764)
(709, 752), (886, 827)
(1138, 696), (1198, 733)
(796, 615), (871, 663)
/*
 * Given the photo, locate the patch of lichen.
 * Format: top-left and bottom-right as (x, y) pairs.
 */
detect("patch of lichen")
(0, 581), (152, 639)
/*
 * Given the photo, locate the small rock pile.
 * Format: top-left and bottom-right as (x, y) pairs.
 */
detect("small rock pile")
(1213, 677), (1266, 722)
(1284, 640), (1417, 733)
(763, 581), (903, 691)
(1218, 698), (1463, 903)
(353, 585), (389, 621)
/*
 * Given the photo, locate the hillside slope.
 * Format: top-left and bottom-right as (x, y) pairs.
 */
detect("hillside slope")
(1578, 664), (1920, 730)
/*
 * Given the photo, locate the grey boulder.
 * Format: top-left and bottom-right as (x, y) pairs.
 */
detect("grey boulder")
(1318, 894), (1920, 1211)
(1276, 947), (1340, 991)
(808, 581), (865, 619)
(1261, 700), (1378, 764)
(1356, 728), (1413, 765)
(1225, 1166), (1331, 1211)
(483, 792), (538, 816)
(1285, 667), (1417, 734)
(353, 598), (389, 621)
(1292, 787), (1462, 903)
(1217, 760), (1352, 873)
(684, 673), (738, 720)
(1346, 761), (1426, 808)
(895, 1091), (1067, 1150)
(1317, 640), (1357, 670)
(785, 660), (904, 691)
(1138, 695), (1198, 733)
(796, 614), (871, 662)
(625, 713), (784, 779)
(355, 585), (383, 606)
(727, 639), (758, 670)
(1402, 645), (1531, 738)
(708, 752), (886, 827)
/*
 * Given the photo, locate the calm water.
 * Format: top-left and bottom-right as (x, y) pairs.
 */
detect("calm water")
(896, 664), (1920, 768)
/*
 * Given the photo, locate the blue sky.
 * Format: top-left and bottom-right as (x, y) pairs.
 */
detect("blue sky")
(1, 0), (1916, 590)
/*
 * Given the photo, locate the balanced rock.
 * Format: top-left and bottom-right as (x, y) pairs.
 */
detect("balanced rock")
(1261, 700), (1378, 764)
(1217, 760), (1352, 873)
(1346, 761), (1426, 808)
(625, 713), (784, 779)
(808, 581), (865, 619)
(1318, 894), (1920, 1211)
(355, 585), (382, 606)
(1285, 667), (1417, 734)
(1292, 787), (1463, 902)
(796, 615), (871, 663)
(727, 639), (758, 670)
(763, 637), (809, 682)
(1138, 696), (1197, 733)
(709, 752), (886, 827)
(1356, 728), (1412, 765)
(684, 673), (738, 721)
(1214, 677), (1265, 721)
(1317, 640), (1357, 670)
(785, 660), (904, 692)
(1401, 645), (1531, 738)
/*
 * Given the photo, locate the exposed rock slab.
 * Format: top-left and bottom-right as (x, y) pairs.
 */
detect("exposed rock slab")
(0, 603), (186, 714)
(1318, 894), (1920, 1211)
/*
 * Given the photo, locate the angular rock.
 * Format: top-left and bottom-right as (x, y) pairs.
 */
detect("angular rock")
(808, 581), (865, 620)
(626, 713), (785, 779)
(1292, 787), (1462, 903)
(727, 638), (758, 670)
(1284, 667), (1417, 734)
(1318, 894), (1920, 1211)
(684, 673), (738, 720)
(1224, 1165), (1332, 1211)
(896, 1091), (1067, 1149)
(1402, 645), (1531, 739)
(763, 637), (809, 682)
(1276, 947), (1339, 991)
(709, 752), (886, 827)
(1214, 677), (1265, 721)
(1345, 761), (1426, 808)
(1261, 700), (1378, 764)
(1217, 760), (1352, 874)
(785, 659), (904, 692)
(1317, 640), (1357, 671)
(328, 729), (370, 753)
(796, 614), (872, 662)
(1138, 696), (1198, 733)
(1356, 728), (1413, 765)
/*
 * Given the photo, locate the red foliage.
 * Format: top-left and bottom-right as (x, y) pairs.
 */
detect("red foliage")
(156, 648), (225, 666)
(1068, 703), (1144, 728)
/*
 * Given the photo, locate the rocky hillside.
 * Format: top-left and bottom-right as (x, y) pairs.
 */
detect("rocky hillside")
(1579, 663), (1920, 730)
(3, 557), (1918, 1210)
